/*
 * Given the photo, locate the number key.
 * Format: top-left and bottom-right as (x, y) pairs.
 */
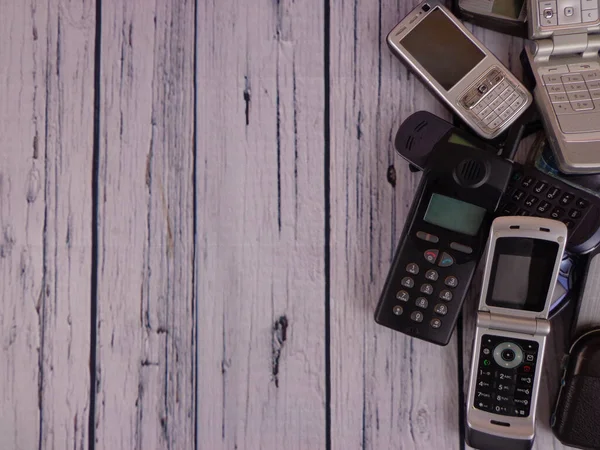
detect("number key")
(551, 207), (564, 219)
(537, 201), (551, 213)
(434, 303), (448, 316)
(569, 209), (582, 219)
(415, 297), (428, 309)
(439, 290), (453, 301)
(576, 198), (589, 209)
(521, 175), (535, 187)
(425, 269), (438, 281)
(524, 195), (538, 208)
(396, 290), (410, 302)
(401, 277), (414, 288)
(546, 186), (561, 199)
(444, 276), (458, 288)
(534, 181), (548, 194)
(420, 284), (433, 295)
(406, 263), (419, 275)
(512, 190), (526, 202)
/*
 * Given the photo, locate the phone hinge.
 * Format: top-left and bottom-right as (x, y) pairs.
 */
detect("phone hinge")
(477, 311), (551, 336)
(531, 34), (600, 62)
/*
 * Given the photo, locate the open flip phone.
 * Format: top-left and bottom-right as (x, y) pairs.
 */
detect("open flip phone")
(466, 217), (567, 450)
(387, 0), (532, 140)
(524, 0), (600, 173)
(453, 0), (528, 37)
(374, 142), (513, 345)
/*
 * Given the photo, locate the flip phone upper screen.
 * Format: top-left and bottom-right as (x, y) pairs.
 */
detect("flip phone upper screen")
(400, 8), (485, 90)
(486, 237), (560, 311)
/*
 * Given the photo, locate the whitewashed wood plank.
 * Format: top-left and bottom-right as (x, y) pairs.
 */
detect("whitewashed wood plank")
(94, 1), (196, 448)
(0, 2), (95, 449)
(329, 1), (463, 448)
(197, 0), (327, 448)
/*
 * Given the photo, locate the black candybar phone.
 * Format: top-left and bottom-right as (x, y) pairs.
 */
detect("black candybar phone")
(395, 110), (498, 171)
(452, 0), (527, 37)
(395, 112), (600, 254)
(374, 143), (513, 345)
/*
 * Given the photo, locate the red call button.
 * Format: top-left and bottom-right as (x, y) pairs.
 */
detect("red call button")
(523, 365), (532, 373)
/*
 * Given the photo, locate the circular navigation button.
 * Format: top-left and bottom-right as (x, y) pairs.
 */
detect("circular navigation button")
(493, 342), (524, 369)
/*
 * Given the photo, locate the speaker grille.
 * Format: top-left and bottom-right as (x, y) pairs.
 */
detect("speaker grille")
(456, 159), (485, 186)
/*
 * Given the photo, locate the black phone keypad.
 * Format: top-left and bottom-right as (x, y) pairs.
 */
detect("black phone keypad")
(391, 231), (466, 332)
(473, 334), (539, 417)
(499, 168), (592, 233)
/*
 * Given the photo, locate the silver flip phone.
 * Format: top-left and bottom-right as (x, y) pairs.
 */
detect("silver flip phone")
(525, 0), (600, 173)
(466, 216), (567, 450)
(386, 0), (532, 140)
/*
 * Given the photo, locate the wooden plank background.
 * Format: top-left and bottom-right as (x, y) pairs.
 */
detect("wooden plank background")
(0, 0), (579, 449)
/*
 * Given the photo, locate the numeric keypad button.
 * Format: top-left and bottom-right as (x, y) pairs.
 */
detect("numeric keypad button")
(517, 374), (533, 385)
(475, 400), (494, 412)
(420, 284), (433, 295)
(547, 186), (561, 199)
(551, 207), (564, 219)
(537, 201), (551, 213)
(496, 383), (515, 394)
(512, 189), (526, 202)
(401, 277), (414, 288)
(560, 193), (575, 205)
(425, 269), (438, 281)
(569, 209), (582, 219)
(406, 263), (419, 274)
(410, 311), (424, 323)
(396, 290), (409, 302)
(524, 195), (538, 207)
(434, 303), (448, 316)
(393, 305), (403, 316)
(430, 318), (441, 329)
(521, 176), (535, 187)
(439, 290), (453, 301)
(493, 404), (513, 415)
(496, 371), (516, 382)
(576, 198), (589, 209)
(415, 297), (428, 309)
(444, 276), (458, 288)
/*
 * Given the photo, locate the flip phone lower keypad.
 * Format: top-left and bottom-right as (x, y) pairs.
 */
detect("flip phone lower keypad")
(540, 62), (600, 133)
(474, 335), (539, 417)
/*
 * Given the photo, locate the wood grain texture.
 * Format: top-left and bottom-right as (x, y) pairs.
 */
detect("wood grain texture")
(0, 2), (95, 449)
(197, 0), (327, 448)
(94, 0), (196, 448)
(329, 1), (462, 448)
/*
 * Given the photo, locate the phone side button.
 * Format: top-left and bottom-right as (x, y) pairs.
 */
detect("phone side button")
(558, 113), (600, 133)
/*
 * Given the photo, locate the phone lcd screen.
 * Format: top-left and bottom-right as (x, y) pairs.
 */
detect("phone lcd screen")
(486, 237), (559, 312)
(423, 193), (486, 236)
(400, 8), (485, 90)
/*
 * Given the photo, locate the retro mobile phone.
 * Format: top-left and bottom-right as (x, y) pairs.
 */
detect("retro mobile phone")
(374, 142), (513, 345)
(466, 217), (567, 450)
(524, 0), (600, 173)
(386, 1), (532, 140)
(394, 112), (600, 254)
(453, 0), (528, 37)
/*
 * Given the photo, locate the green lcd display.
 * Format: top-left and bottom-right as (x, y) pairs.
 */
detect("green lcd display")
(492, 0), (524, 19)
(447, 132), (477, 148)
(423, 193), (486, 236)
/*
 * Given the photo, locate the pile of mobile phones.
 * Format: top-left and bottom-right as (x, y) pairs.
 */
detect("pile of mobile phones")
(374, 1), (600, 449)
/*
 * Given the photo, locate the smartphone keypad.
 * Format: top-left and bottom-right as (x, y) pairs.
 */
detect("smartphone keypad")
(460, 67), (528, 133)
(474, 335), (539, 417)
(499, 168), (591, 231)
(541, 62), (600, 133)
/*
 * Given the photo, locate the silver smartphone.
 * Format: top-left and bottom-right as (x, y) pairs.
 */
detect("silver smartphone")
(525, 0), (600, 173)
(386, 0), (532, 140)
(466, 216), (567, 450)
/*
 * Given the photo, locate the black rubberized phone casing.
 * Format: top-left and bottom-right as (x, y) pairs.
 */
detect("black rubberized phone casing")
(552, 329), (600, 449)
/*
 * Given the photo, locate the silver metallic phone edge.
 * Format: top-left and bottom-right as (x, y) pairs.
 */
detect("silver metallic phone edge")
(386, 0), (532, 140)
(525, 43), (600, 174)
(466, 216), (567, 443)
(528, 0), (600, 40)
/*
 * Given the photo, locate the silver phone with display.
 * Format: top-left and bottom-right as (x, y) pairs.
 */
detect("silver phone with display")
(466, 216), (567, 450)
(387, 0), (532, 140)
(525, 0), (600, 173)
